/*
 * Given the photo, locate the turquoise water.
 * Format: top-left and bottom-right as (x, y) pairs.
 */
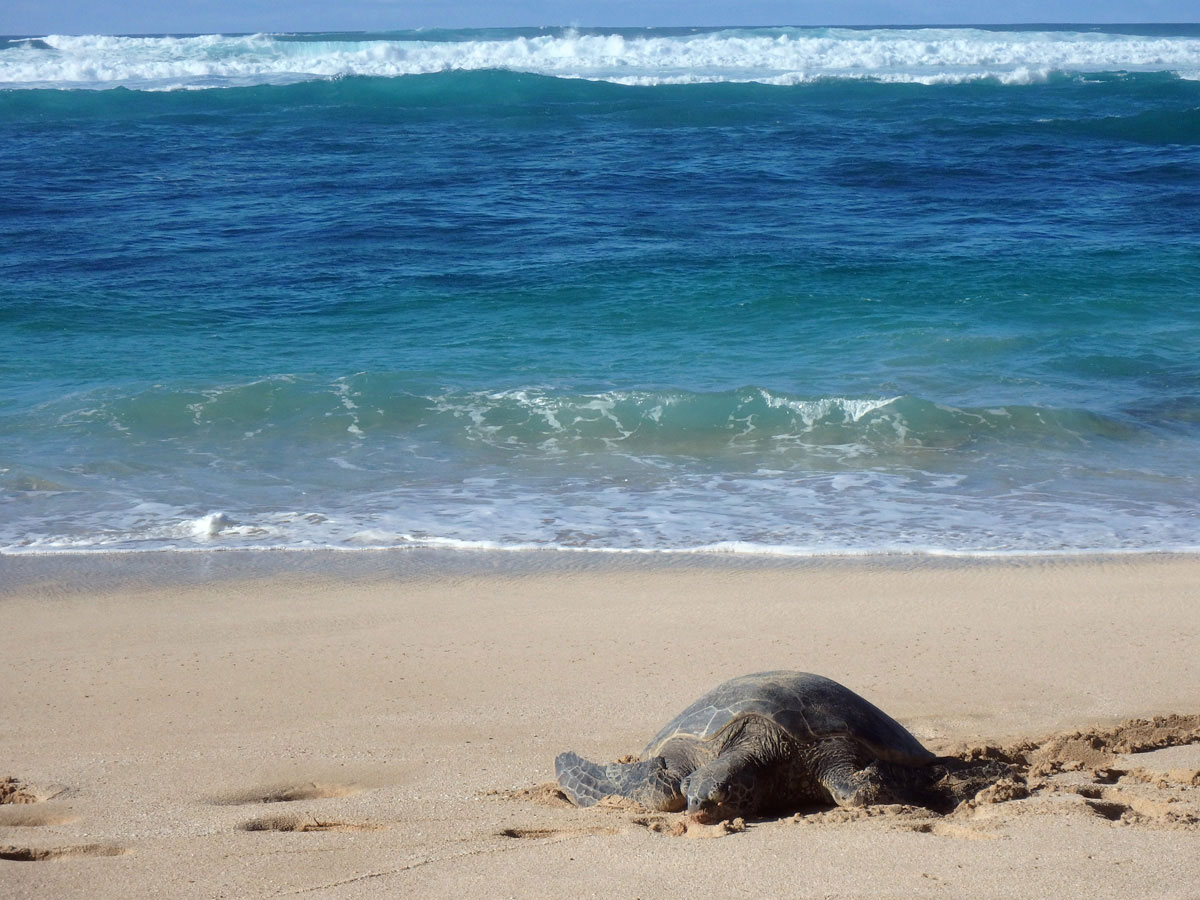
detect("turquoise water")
(2, 26), (1200, 554)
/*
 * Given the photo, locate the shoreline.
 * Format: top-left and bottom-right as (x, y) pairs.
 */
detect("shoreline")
(5, 543), (1199, 589)
(3, 551), (1198, 898)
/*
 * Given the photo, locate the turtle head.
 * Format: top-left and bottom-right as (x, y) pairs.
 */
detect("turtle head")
(681, 763), (753, 822)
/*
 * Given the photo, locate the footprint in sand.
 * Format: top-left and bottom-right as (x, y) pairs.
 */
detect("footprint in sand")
(1069, 783), (1200, 828)
(497, 825), (622, 839)
(0, 844), (129, 862)
(238, 813), (387, 833)
(211, 781), (386, 834)
(211, 781), (364, 806)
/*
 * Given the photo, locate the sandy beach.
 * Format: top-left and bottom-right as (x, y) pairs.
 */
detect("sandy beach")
(2, 551), (1198, 899)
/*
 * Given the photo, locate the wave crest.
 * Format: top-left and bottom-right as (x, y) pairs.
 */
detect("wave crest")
(18, 378), (1140, 461)
(3, 27), (1199, 90)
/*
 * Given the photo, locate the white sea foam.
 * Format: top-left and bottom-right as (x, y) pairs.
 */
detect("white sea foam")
(761, 391), (900, 425)
(5, 464), (1199, 557)
(2, 28), (1199, 90)
(190, 511), (234, 538)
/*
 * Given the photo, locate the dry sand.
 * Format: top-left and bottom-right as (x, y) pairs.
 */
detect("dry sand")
(2, 551), (1199, 899)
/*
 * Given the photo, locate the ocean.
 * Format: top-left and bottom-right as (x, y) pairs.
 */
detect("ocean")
(2, 25), (1199, 556)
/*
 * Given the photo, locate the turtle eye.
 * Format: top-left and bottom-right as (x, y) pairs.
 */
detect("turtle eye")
(692, 783), (727, 808)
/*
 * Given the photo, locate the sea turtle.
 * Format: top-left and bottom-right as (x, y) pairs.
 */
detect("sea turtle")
(555, 670), (936, 819)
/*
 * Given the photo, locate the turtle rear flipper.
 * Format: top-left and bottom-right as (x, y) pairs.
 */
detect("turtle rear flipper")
(555, 752), (684, 811)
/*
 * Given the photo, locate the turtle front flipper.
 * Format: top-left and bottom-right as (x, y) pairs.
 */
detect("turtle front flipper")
(555, 752), (685, 811)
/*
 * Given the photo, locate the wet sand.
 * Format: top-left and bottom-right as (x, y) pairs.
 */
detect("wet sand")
(2, 552), (1198, 898)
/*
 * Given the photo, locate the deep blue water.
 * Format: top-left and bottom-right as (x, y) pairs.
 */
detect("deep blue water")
(2, 27), (1199, 554)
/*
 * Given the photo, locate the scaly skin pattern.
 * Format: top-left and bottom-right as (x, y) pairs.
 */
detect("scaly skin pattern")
(554, 753), (685, 809)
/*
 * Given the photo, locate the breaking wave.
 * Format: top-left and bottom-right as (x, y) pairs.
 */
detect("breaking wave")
(4, 378), (1195, 555)
(3, 26), (1200, 90)
(2, 379), (1147, 459)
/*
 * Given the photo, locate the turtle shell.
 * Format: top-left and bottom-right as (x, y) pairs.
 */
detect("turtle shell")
(643, 670), (934, 765)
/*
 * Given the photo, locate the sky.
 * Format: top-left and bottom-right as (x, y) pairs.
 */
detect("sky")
(3, 1), (1197, 37)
